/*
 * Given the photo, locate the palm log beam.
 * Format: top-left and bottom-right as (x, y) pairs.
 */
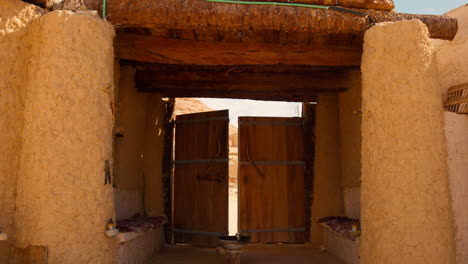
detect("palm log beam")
(82, 0), (457, 40)
(135, 67), (357, 101)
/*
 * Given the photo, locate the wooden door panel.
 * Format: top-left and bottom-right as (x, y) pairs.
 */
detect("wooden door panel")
(239, 117), (305, 243)
(238, 117), (304, 162)
(173, 110), (229, 247)
(175, 111), (229, 160)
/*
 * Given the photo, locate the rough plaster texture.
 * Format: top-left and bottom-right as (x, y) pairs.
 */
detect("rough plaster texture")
(117, 229), (163, 264)
(443, 113), (468, 264)
(113, 66), (165, 219)
(0, 0), (44, 37)
(9, 10), (117, 263)
(361, 20), (456, 264)
(0, 1), (44, 263)
(434, 6), (468, 263)
(310, 94), (344, 245)
(338, 71), (362, 219)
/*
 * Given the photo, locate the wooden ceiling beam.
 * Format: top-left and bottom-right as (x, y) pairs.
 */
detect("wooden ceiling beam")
(124, 62), (361, 73)
(135, 69), (354, 101)
(116, 33), (363, 66)
(120, 28), (365, 46)
(82, 0), (457, 40)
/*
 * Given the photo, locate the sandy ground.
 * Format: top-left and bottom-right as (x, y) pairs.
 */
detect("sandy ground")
(151, 244), (344, 264)
(229, 187), (238, 235)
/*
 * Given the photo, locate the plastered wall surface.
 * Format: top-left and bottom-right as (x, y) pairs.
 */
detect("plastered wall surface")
(338, 72), (362, 189)
(338, 71), (362, 219)
(114, 188), (144, 220)
(443, 113), (468, 264)
(11, 10), (117, 263)
(113, 66), (165, 219)
(310, 94), (344, 245)
(434, 5), (468, 263)
(343, 187), (360, 220)
(0, 1), (45, 263)
(114, 67), (148, 218)
(361, 20), (456, 264)
(142, 93), (166, 217)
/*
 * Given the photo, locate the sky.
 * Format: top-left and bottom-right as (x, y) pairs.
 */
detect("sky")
(199, 1), (467, 126)
(394, 0), (466, 15)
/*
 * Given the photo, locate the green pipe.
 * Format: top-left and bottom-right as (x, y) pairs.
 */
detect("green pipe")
(202, 0), (330, 9)
(102, 0), (107, 19)
(201, 0), (374, 25)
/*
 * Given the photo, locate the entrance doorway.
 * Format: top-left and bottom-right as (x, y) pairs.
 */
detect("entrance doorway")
(172, 108), (308, 246)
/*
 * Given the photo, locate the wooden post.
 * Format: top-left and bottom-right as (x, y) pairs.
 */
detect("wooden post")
(162, 98), (175, 243)
(302, 102), (317, 241)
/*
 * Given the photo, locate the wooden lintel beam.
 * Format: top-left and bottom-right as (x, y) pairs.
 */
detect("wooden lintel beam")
(135, 69), (352, 101)
(122, 62), (361, 73)
(140, 88), (320, 102)
(83, 0), (457, 40)
(117, 33), (362, 66)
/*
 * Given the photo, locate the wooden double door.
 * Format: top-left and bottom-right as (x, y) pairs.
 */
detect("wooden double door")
(173, 111), (305, 246)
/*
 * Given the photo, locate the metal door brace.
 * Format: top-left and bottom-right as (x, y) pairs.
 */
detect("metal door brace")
(247, 146), (264, 178)
(197, 138), (226, 183)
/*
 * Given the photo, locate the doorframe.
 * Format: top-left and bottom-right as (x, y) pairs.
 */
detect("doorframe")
(303, 102), (317, 242)
(163, 101), (316, 244)
(162, 98), (175, 244)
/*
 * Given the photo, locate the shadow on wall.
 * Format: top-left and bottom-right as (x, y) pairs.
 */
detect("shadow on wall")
(434, 5), (468, 264)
